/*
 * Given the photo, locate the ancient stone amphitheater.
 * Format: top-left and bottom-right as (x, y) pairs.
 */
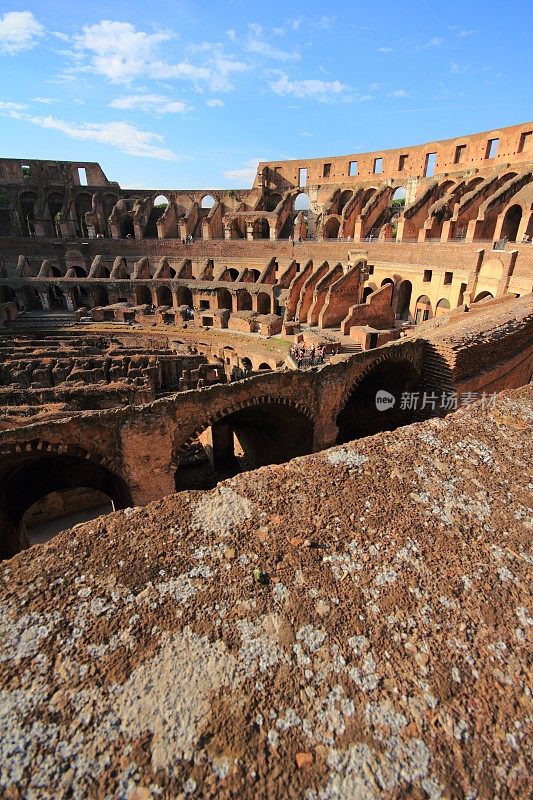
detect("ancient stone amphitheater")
(0, 122), (532, 798)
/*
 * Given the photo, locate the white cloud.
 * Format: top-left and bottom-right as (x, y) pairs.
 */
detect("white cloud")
(389, 89), (409, 98)
(0, 100), (26, 111)
(269, 72), (349, 101)
(110, 94), (192, 114)
(223, 158), (263, 184)
(420, 36), (445, 49)
(457, 29), (475, 38)
(226, 29), (237, 42)
(0, 10), (44, 55)
(3, 108), (176, 159)
(72, 20), (247, 91)
(299, 131), (313, 138)
(32, 96), (59, 104)
(376, 47), (393, 54)
(310, 16), (335, 30)
(246, 23), (300, 61)
(206, 98), (224, 107)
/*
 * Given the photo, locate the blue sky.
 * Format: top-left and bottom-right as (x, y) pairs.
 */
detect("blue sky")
(0, 1), (531, 189)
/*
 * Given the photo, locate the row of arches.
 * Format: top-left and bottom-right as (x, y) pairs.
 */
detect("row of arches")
(0, 356), (422, 557)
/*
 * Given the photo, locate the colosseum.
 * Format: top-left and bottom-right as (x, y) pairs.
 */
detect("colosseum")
(0, 121), (532, 798)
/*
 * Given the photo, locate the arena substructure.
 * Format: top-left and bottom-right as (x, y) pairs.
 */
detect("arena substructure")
(0, 122), (532, 557)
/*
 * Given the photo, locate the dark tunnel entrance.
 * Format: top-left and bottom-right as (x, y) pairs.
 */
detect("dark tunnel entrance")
(175, 402), (314, 490)
(336, 359), (419, 444)
(0, 452), (131, 559)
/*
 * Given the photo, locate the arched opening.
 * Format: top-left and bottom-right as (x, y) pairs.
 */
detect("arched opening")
(391, 187), (406, 208)
(294, 192), (310, 212)
(93, 286), (109, 307)
(474, 291), (494, 303)
(414, 295), (432, 324)
(362, 287), (374, 303)
(47, 193), (65, 237)
(258, 363), (272, 371)
(241, 357), (253, 372)
(218, 288), (232, 310)
(338, 190), (352, 213)
(102, 194), (118, 236)
(23, 489), (114, 547)
(71, 265), (87, 278)
(397, 280), (412, 320)
(120, 216), (135, 238)
(435, 298), (451, 316)
(220, 267), (239, 282)
(500, 204), (522, 242)
(242, 268), (260, 283)
(19, 192), (37, 236)
(236, 290), (252, 311)
(201, 194), (216, 209)
(323, 218), (340, 239)
(50, 265), (62, 278)
(144, 195), (170, 238)
(156, 286), (173, 307)
(135, 286), (152, 305)
(257, 292), (271, 314)
(75, 193), (92, 237)
(253, 218), (270, 239)
(0, 285), (16, 304)
(176, 286), (193, 307)
(336, 359), (419, 444)
(266, 193), (282, 212)
(175, 402), (314, 491)
(0, 451), (131, 559)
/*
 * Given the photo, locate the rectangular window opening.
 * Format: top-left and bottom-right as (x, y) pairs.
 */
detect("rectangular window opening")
(78, 167), (88, 186)
(373, 157), (383, 175)
(444, 271), (453, 285)
(424, 153), (436, 177)
(454, 145), (466, 164)
(298, 167), (308, 187)
(485, 138), (499, 159)
(398, 154), (408, 171)
(367, 264), (374, 275)
(200, 300), (210, 310)
(423, 269), (433, 282)
(518, 131), (532, 153)
(49, 166), (60, 183)
(323, 163), (331, 178)
(348, 160), (358, 177)
(21, 164), (31, 179)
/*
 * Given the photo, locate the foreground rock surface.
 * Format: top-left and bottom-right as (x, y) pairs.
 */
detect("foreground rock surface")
(1, 386), (532, 799)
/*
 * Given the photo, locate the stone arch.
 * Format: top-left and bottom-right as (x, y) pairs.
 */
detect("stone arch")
(0, 440), (130, 558)
(397, 280), (412, 320)
(220, 267), (239, 282)
(323, 217), (340, 239)
(336, 355), (420, 444)
(19, 191), (37, 236)
(500, 204), (522, 242)
(135, 285), (152, 305)
(474, 290), (494, 303)
(257, 363), (272, 371)
(156, 286), (173, 307)
(257, 292), (271, 314)
(120, 216), (135, 238)
(93, 286), (110, 307)
(236, 289), (252, 311)
(46, 192), (65, 236)
(253, 218), (270, 239)
(362, 286), (374, 303)
(266, 193), (282, 212)
(75, 192), (92, 237)
(338, 190), (353, 213)
(176, 286), (193, 307)
(201, 194), (216, 209)
(217, 288), (232, 310)
(294, 192), (310, 211)
(414, 295), (432, 323)
(144, 195), (170, 238)
(435, 298), (451, 316)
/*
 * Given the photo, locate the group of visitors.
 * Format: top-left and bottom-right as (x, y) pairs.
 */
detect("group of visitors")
(181, 235), (194, 244)
(290, 343), (327, 368)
